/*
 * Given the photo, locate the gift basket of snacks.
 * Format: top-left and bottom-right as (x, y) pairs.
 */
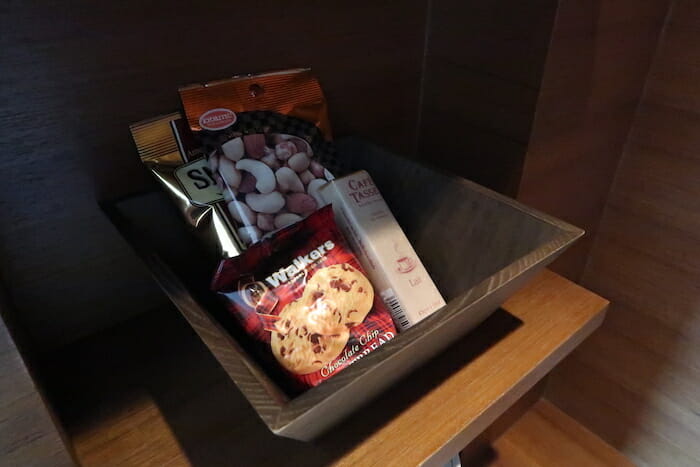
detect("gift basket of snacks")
(109, 68), (582, 440)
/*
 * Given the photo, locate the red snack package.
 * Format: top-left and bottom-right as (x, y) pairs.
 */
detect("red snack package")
(211, 205), (397, 392)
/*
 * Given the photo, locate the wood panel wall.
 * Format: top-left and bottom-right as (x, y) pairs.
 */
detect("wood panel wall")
(517, 0), (671, 280)
(546, 1), (700, 465)
(0, 1), (427, 351)
(418, 0), (557, 195)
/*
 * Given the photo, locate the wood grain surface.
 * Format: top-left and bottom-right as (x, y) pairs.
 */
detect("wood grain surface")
(43, 270), (607, 466)
(517, 0), (671, 281)
(418, 0), (557, 195)
(487, 400), (634, 467)
(546, 1), (700, 465)
(458, 380), (548, 465)
(0, 290), (74, 466)
(0, 0), (427, 352)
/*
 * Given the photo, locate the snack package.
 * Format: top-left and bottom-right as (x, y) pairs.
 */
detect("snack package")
(131, 113), (242, 258)
(320, 171), (446, 330)
(211, 205), (397, 392)
(179, 68), (337, 248)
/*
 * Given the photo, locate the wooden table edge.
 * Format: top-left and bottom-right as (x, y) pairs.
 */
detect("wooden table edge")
(332, 269), (609, 467)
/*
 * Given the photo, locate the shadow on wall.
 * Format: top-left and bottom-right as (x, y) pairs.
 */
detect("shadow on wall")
(418, 0), (558, 197)
(0, 0), (426, 352)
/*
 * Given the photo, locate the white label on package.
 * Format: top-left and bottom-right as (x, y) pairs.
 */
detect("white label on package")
(174, 157), (224, 205)
(319, 170), (446, 330)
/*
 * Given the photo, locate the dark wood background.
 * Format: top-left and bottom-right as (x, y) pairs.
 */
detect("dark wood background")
(1, 0), (559, 352)
(0, 1), (426, 350)
(419, 0), (557, 196)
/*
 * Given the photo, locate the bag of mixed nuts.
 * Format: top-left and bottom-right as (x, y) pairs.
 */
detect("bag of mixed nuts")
(179, 68), (338, 249)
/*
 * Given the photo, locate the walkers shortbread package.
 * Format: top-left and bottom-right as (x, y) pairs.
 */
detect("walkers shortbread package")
(211, 205), (396, 392)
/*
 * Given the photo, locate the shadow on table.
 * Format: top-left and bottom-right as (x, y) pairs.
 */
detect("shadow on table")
(41, 304), (521, 466)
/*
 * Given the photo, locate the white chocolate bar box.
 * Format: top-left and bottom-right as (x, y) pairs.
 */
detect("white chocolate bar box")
(319, 170), (446, 330)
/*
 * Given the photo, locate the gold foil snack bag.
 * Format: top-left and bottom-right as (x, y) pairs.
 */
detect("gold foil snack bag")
(131, 113), (242, 258)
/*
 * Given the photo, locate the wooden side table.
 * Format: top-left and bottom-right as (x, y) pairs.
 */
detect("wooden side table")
(51, 269), (607, 466)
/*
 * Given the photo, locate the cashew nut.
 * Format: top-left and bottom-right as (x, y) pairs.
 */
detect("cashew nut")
(218, 157), (241, 189)
(285, 193), (318, 214)
(236, 159), (276, 194)
(299, 170), (315, 185)
(245, 191), (285, 213)
(275, 141), (297, 160)
(227, 199), (257, 225)
(309, 160), (325, 178)
(243, 134), (266, 159)
(237, 226), (262, 245)
(222, 137), (244, 161)
(275, 167), (304, 193)
(306, 179), (328, 207)
(288, 152), (310, 173)
(274, 213), (303, 229)
(261, 153), (280, 170)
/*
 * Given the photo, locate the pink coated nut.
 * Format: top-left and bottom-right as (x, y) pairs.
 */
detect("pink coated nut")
(236, 159), (276, 194)
(285, 193), (318, 214)
(245, 191), (285, 214)
(299, 170), (315, 185)
(309, 160), (325, 178)
(261, 153), (280, 170)
(243, 134), (266, 159)
(291, 137), (312, 156)
(227, 199), (257, 225)
(275, 141), (297, 161)
(275, 167), (304, 193)
(288, 152), (310, 173)
(221, 137), (245, 161)
(218, 157), (241, 189)
(238, 172), (257, 193)
(306, 178), (328, 207)
(237, 226), (262, 245)
(257, 213), (275, 232)
(274, 213), (303, 229)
